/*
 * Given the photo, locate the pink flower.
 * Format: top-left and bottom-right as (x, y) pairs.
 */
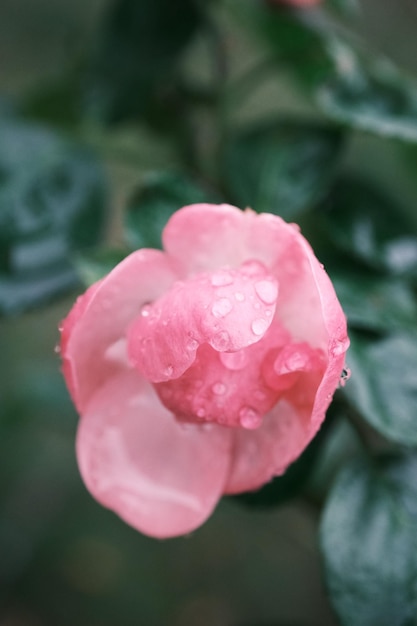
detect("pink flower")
(60, 204), (348, 538)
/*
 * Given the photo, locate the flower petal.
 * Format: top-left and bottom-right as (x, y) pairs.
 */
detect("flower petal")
(224, 399), (310, 494)
(162, 204), (251, 274)
(61, 250), (179, 412)
(76, 370), (232, 538)
(128, 263), (278, 382)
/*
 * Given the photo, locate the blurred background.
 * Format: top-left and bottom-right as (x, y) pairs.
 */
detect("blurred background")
(1, 1), (417, 625)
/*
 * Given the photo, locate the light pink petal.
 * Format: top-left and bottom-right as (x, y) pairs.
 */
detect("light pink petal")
(61, 250), (179, 412)
(128, 263), (278, 382)
(162, 204), (251, 275)
(76, 370), (232, 538)
(224, 400), (311, 494)
(163, 205), (346, 349)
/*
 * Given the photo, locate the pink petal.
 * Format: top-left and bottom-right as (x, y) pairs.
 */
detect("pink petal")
(155, 321), (290, 429)
(76, 370), (232, 538)
(61, 250), (179, 412)
(224, 400), (311, 494)
(162, 204), (252, 274)
(128, 263), (278, 383)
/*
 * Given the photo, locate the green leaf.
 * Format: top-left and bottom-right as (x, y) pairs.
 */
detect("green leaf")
(74, 248), (130, 287)
(321, 453), (417, 626)
(0, 120), (107, 315)
(321, 177), (417, 278)
(329, 265), (417, 332)
(85, 0), (203, 124)
(125, 171), (218, 249)
(221, 120), (344, 219)
(344, 331), (417, 446)
(249, 4), (417, 142)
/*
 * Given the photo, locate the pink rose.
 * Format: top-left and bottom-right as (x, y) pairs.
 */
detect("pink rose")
(60, 204), (348, 538)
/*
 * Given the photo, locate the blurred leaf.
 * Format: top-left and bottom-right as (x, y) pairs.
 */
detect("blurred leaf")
(0, 120), (107, 315)
(125, 171), (218, 249)
(321, 177), (417, 278)
(249, 4), (417, 142)
(321, 453), (417, 626)
(74, 248), (130, 287)
(344, 331), (417, 446)
(330, 265), (417, 332)
(86, 0), (203, 124)
(221, 120), (344, 219)
(327, 0), (360, 18)
(22, 65), (84, 128)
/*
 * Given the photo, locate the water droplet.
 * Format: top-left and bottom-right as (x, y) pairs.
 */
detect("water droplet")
(58, 323), (64, 332)
(339, 367), (351, 387)
(54, 344), (61, 354)
(164, 365), (174, 377)
(251, 318), (268, 336)
(212, 297), (233, 318)
(241, 259), (266, 277)
(265, 310), (272, 317)
(254, 279), (278, 305)
(331, 337), (350, 356)
(212, 382), (226, 395)
(140, 304), (152, 317)
(239, 406), (262, 430)
(234, 291), (245, 302)
(254, 302), (261, 310)
(211, 270), (234, 287)
(186, 338), (199, 351)
(211, 330), (231, 351)
(220, 349), (248, 370)
(197, 407), (206, 418)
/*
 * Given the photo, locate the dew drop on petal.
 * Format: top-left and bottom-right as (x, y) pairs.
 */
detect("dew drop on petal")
(330, 337), (350, 357)
(186, 338), (199, 351)
(211, 270), (234, 287)
(220, 349), (248, 371)
(239, 406), (262, 430)
(211, 330), (231, 351)
(212, 382), (226, 395)
(140, 304), (152, 317)
(339, 367), (351, 387)
(54, 344), (61, 354)
(254, 279), (278, 305)
(234, 291), (245, 302)
(251, 318), (268, 336)
(212, 297), (233, 318)
(197, 407), (206, 418)
(164, 365), (174, 377)
(241, 259), (266, 277)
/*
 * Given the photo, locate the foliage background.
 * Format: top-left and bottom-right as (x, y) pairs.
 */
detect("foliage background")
(1, 1), (417, 625)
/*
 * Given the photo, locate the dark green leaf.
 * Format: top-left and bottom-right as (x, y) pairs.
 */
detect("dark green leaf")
(125, 171), (218, 249)
(321, 453), (417, 626)
(221, 120), (344, 219)
(0, 120), (107, 315)
(344, 331), (417, 445)
(330, 265), (417, 332)
(85, 0), (203, 124)
(74, 248), (130, 287)
(321, 177), (417, 278)
(328, 0), (360, 18)
(251, 5), (417, 142)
